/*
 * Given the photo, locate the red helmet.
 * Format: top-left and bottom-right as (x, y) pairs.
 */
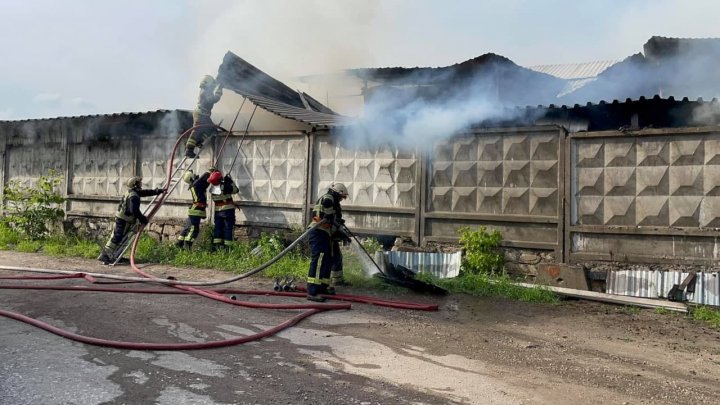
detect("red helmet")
(209, 171), (223, 185)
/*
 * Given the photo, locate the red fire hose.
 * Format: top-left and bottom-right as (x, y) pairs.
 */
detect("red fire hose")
(0, 124), (438, 350)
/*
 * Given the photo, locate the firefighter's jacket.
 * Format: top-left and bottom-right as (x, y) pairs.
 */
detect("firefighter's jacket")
(311, 190), (344, 235)
(187, 171), (211, 218)
(115, 188), (160, 224)
(195, 85), (222, 117)
(211, 177), (239, 211)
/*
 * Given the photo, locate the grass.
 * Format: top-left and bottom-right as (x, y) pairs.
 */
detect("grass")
(654, 307), (673, 315)
(0, 226), (556, 304)
(692, 306), (720, 328)
(430, 272), (559, 303)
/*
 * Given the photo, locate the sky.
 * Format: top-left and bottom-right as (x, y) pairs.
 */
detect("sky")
(1, 0), (719, 120)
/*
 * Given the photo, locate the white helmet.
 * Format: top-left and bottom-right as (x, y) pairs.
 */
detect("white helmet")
(331, 182), (349, 198)
(199, 75), (216, 88)
(125, 176), (142, 189)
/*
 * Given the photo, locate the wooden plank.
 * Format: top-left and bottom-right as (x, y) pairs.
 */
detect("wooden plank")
(515, 282), (688, 313)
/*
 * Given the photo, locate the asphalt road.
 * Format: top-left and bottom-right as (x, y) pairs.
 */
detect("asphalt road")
(0, 285), (476, 405)
(3, 251), (720, 405)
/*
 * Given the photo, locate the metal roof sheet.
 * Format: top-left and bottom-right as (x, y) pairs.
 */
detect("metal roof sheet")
(528, 60), (620, 80)
(0, 109), (180, 123)
(217, 52), (354, 128)
(241, 93), (356, 127)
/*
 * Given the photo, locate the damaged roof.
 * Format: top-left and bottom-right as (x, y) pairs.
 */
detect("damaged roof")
(348, 53), (565, 107)
(347, 36), (720, 107)
(528, 60), (620, 97)
(216, 52), (355, 128)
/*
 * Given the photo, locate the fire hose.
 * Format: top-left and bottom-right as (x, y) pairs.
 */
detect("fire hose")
(0, 122), (438, 350)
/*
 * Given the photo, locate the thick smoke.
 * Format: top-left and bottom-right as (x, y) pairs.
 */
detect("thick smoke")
(336, 57), (560, 151)
(339, 79), (505, 151)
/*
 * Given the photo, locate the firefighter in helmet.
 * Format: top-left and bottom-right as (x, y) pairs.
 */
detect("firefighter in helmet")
(184, 75), (223, 159)
(98, 176), (164, 265)
(210, 171), (239, 251)
(176, 168), (215, 249)
(306, 182), (349, 302)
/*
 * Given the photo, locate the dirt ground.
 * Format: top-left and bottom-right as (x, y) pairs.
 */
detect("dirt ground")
(1, 250), (720, 404)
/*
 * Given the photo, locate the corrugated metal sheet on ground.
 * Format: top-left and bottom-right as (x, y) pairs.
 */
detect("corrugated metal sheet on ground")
(607, 270), (720, 306)
(384, 251), (461, 279)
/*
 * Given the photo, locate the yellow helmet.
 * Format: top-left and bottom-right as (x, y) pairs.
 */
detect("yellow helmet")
(125, 176), (142, 189)
(331, 182), (349, 198)
(200, 75), (216, 88)
(182, 170), (197, 185)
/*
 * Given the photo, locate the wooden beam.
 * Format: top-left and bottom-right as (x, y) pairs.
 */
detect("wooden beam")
(515, 282), (688, 313)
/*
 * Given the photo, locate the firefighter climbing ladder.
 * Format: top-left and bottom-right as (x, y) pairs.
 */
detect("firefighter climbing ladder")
(109, 97), (254, 265)
(109, 154), (199, 265)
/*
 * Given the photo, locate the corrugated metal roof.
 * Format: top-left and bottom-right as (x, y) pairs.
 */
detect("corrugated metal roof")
(528, 60), (620, 80)
(217, 51), (354, 128)
(607, 270), (720, 307)
(0, 109), (180, 123)
(527, 60), (621, 98)
(241, 93), (356, 127)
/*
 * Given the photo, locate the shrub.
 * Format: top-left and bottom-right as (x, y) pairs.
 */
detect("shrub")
(361, 237), (382, 254)
(2, 169), (66, 239)
(458, 226), (504, 275)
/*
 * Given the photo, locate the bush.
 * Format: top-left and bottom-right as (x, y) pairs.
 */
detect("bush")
(2, 169), (66, 239)
(458, 226), (504, 275)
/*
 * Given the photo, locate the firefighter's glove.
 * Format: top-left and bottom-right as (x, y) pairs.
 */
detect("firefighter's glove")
(154, 188), (164, 195)
(337, 218), (345, 225)
(139, 216), (149, 225)
(340, 230), (352, 245)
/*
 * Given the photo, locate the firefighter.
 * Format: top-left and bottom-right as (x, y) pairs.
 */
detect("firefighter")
(184, 75), (223, 159)
(210, 172), (239, 252)
(98, 176), (164, 265)
(176, 168), (215, 249)
(306, 182), (349, 302)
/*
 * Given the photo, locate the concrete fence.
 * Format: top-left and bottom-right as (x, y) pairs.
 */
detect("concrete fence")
(2, 111), (720, 268)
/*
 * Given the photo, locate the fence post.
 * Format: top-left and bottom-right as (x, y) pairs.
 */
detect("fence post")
(303, 130), (315, 225)
(418, 143), (428, 246)
(0, 124), (6, 214)
(63, 120), (72, 218)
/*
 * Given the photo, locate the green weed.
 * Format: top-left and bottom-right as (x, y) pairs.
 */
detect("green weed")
(692, 306), (720, 328)
(417, 271), (558, 303)
(16, 240), (42, 253)
(0, 224), (21, 249)
(654, 307), (672, 315)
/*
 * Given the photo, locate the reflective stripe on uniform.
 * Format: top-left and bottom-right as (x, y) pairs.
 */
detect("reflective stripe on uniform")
(307, 276), (330, 285)
(212, 194), (235, 211)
